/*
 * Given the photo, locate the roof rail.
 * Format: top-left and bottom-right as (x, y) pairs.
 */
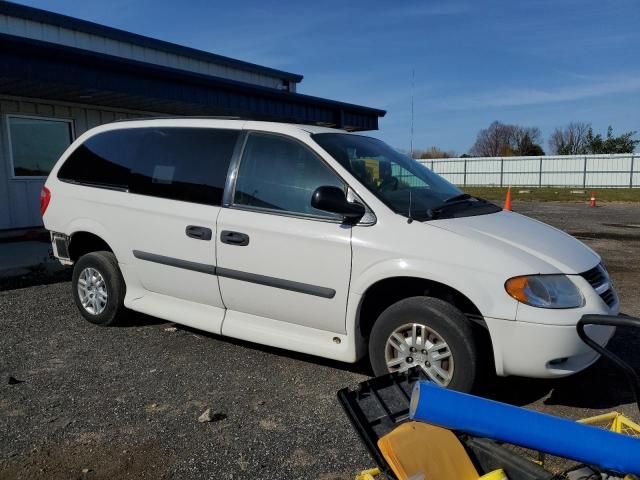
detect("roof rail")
(113, 115), (244, 123)
(110, 116), (349, 129)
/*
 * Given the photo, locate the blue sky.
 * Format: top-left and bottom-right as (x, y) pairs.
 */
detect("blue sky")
(20, 0), (640, 154)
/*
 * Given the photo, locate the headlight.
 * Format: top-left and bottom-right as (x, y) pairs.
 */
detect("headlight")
(505, 275), (584, 309)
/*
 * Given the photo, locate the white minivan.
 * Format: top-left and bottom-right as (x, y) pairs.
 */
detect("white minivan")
(43, 118), (618, 391)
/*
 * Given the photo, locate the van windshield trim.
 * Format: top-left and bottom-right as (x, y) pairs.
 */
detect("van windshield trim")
(311, 133), (500, 221)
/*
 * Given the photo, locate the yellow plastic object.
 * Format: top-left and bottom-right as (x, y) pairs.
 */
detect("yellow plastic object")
(578, 411), (640, 437)
(355, 468), (380, 480)
(479, 469), (509, 480)
(377, 421), (479, 480)
(363, 158), (381, 184)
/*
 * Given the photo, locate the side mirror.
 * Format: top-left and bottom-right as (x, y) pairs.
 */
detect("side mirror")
(311, 186), (366, 221)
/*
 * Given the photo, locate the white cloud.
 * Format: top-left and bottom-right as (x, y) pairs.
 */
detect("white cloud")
(443, 75), (640, 110)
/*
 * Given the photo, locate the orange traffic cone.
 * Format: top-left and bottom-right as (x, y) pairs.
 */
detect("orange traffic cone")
(503, 186), (512, 211)
(589, 191), (596, 207)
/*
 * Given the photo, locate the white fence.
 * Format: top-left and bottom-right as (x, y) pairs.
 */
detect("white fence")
(416, 154), (639, 188)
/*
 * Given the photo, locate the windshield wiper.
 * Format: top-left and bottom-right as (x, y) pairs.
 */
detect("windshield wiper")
(444, 193), (490, 204)
(424, 194), (489, 220)
(444, 193), (472, 203)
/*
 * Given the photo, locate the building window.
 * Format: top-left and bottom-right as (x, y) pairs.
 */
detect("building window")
(7, 116), (74, 177)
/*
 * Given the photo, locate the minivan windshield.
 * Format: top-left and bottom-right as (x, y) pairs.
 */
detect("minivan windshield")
(312, 133), (501, 221)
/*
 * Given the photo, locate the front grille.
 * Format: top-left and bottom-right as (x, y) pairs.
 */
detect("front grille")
(580, 264), (617, 307)
(581, 264), (607, 289)
(600, 288), (617, 307)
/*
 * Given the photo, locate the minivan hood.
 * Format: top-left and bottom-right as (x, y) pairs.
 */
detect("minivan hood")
(431, 210), (599, 274)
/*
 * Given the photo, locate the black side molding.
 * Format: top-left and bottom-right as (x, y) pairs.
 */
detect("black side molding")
(216, 267), (336, 299)
(132, 250), (216, 275)
(132, 250), (335, 299)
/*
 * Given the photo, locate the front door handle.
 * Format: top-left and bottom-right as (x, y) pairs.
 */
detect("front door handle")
(220, 230), (250, 246)
(186, 225), (212, 241)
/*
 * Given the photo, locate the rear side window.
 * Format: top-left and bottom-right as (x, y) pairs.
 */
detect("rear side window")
(58, 127), (239, 206)
(129, 128), (239, 206)
(58, 129), (134, 188)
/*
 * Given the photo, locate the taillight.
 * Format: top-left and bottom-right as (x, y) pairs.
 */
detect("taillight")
(40, 186), (51, 216)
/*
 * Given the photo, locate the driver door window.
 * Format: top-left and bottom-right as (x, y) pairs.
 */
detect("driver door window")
(233, 133), (344, 219)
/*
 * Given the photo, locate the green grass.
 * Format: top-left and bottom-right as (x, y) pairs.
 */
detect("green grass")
(462, 187), (640, 203)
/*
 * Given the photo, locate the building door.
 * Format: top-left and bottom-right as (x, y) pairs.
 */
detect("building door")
(3, 115), (73, 229)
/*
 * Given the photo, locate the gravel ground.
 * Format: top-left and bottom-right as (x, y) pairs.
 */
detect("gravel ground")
(1, 202), (639, 480)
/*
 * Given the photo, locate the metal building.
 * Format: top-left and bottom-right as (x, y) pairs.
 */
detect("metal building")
(0, 1), (385, 230)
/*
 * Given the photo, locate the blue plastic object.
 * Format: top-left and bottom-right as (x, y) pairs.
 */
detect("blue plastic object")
(409, 381), (640, 475)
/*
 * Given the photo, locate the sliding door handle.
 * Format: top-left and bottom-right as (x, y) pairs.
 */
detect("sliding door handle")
(186, 225), (212, 241)
(220, 230), (250, 246)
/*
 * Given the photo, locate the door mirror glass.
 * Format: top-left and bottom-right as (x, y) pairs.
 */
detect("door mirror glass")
(311, 186), (365, 221)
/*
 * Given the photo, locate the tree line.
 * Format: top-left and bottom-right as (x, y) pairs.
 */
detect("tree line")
(414, 121), (638, 159)
(548, 123), (638, 155)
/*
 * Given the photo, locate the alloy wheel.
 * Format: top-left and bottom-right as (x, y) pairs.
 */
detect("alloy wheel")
(77, 267), (108, 315)
(384, 322), (454, 386)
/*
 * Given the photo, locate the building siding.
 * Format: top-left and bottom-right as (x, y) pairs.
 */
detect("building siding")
(0, 95), (150, 230)
(0, 14), (287, 91)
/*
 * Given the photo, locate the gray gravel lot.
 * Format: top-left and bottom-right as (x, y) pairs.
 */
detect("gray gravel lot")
(1, 202), (639, 480)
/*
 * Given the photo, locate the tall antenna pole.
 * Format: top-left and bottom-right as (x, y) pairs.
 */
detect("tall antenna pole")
(410, 68), (415, 159)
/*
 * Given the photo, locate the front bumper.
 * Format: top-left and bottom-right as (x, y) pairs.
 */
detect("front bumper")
(485, 270), (622, 378)
(485, 315), (617, 378)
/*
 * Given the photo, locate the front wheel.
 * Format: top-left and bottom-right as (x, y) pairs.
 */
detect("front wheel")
(368, 296), (478, 392)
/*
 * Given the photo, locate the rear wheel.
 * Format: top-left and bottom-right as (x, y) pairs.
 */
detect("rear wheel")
(72, 251), (126, 326)
(369, 296), (478, 392)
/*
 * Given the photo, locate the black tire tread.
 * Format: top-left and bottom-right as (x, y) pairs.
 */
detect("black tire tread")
(368, 296), (478, 392)
(71, 250), (126, 326)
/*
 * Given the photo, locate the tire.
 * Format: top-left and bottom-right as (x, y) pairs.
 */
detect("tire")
(369, 296), (478, 392)
(72, 251), (126, 326)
